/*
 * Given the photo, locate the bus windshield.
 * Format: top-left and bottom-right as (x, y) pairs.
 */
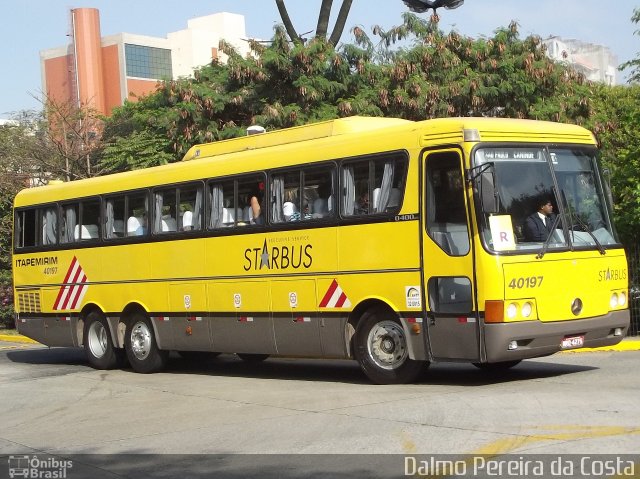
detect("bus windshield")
(473, 146), (618, 253)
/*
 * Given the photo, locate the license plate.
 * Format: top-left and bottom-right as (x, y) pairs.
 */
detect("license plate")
(561, 335), (585, 349)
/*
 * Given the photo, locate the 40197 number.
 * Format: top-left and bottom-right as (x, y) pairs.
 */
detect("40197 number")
(508, 276), (543, 289)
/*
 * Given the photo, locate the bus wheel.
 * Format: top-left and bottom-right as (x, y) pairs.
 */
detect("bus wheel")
(84, 310), (124, 370)
(354, 308), (424, 384)
(125, 313), (169, 374)
(236, 353), (269, 362)
(472, 360), (522, 371)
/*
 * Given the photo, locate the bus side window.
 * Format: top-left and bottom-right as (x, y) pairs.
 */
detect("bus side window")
(126, 192), (149, 236)
(60, 204), (79, 243)
(341, 154), (406, 216)
(341, 161), (369, 216)
(105, 196), (125, 239)
(209, 180), (235, 228)
(238, 176), (265, 226)
(14, 209), (37, 248)
(41, 206), (58, 246)
(78, 200), (101, 240)
(153, 189), (177, 233)
(179, 184), (203, 231)
(373, 157), (405, 213)
(270, 171), (300, 223)
(305, 166), (334, 219)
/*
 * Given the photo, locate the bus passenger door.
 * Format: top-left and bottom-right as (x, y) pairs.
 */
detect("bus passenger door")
(422, 149), (479, 361)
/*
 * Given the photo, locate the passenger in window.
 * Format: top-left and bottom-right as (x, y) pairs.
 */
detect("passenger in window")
(312, 181), (331, 218)
(290, 202), (311, 222)
(248, 182), (264, 225)
(161, 205), (177, 232)
(283, 189), (298, 221)
(182, 209), (194, 231)
(355, 190), (369, 215)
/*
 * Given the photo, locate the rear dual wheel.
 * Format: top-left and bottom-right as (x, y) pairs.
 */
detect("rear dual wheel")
(84, 310), (126, 370)
(125, 313), (169, 373)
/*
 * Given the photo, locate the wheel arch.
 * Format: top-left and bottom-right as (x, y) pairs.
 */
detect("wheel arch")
(120, 302), (166, 350)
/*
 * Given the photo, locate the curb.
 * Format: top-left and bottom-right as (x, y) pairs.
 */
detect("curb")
(561, 338), (640, 353)
(0, 334), (39, 344)
(1, 333), (639, 351)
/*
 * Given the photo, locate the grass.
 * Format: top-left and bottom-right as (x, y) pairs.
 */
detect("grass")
(0, 327), (19, 335)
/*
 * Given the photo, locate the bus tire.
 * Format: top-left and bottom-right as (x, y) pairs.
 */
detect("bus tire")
(236, 353), (269, 362)
(83, 310), (125, 370)
(354, 307), (424, 384)
(472, 360), (522, 371)
(125, 313), (169, 374)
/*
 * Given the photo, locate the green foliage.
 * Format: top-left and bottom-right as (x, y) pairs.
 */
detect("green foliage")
(619, 7), (640, 83)
(0, 123), (37, 328)
(587, 84), (640, 244)
(0, 269), (13, 328)
(101, 15), (592, 170)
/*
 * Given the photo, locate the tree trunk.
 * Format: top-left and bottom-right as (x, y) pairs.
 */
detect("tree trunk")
(275, 0), (353, 45)
(329, 0), (353, 45)
(275, 0), (301, 43)
(316, 0), (334, 39)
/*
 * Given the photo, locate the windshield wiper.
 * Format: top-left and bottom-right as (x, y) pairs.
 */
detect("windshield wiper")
(561, 190), (605, 255)
(571, 215), (606, 255)
(536, 214), (562, 259)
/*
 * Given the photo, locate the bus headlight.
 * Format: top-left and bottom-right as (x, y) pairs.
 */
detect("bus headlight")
(521, 302), (533, 318)
(506, 303), (518, 319)
(619, 292), (626, 306)
(610, 293), (619, 308)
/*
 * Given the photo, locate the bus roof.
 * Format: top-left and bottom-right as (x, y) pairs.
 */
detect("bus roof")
(416, 117), (596, 145)
(181, 116), (413, 161)
(14, 116), (596, 207)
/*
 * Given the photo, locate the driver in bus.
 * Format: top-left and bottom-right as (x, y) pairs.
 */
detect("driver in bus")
(523, 199), (556, 242)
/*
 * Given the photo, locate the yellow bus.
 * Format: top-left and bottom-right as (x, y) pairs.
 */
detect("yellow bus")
(12, 116), (630, 384)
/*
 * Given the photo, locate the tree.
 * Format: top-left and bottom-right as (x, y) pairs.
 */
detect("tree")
(587, 83), (640, 244)
(42, 97), (106, 180)
(0, 121), (42, 327)
(619, 7), (640, 83)
(101, 14), (592, 166)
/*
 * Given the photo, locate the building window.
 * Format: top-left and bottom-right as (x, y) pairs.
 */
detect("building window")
(125, 44), (172, 80)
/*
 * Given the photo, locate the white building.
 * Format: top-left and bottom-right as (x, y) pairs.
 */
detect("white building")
(543, 36), (618, 85)
(169, 13), (251, 78)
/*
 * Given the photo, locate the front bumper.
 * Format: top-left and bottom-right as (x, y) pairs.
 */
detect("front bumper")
(483, 310), (630, 363)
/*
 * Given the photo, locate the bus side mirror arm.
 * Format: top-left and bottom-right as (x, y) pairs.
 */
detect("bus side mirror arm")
(466, 163), (499, 214)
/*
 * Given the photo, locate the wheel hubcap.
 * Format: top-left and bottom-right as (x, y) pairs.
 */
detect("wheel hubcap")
(88, 321), (108, 358)
(130, 321), (151, 360)
(367, 320), (408, 370)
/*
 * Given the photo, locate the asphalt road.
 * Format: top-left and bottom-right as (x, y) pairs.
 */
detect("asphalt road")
(0, 341), (638, 478)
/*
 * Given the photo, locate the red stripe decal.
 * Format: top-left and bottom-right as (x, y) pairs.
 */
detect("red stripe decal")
(53, 257), (78, 309)
(319, 279), (339, 308)
(61, 265), (84, 310)
(68, 273), (88, 310)
(334, 292), (347, 308)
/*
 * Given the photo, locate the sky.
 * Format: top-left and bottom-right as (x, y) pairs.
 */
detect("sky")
(1, 0), (638, 117)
